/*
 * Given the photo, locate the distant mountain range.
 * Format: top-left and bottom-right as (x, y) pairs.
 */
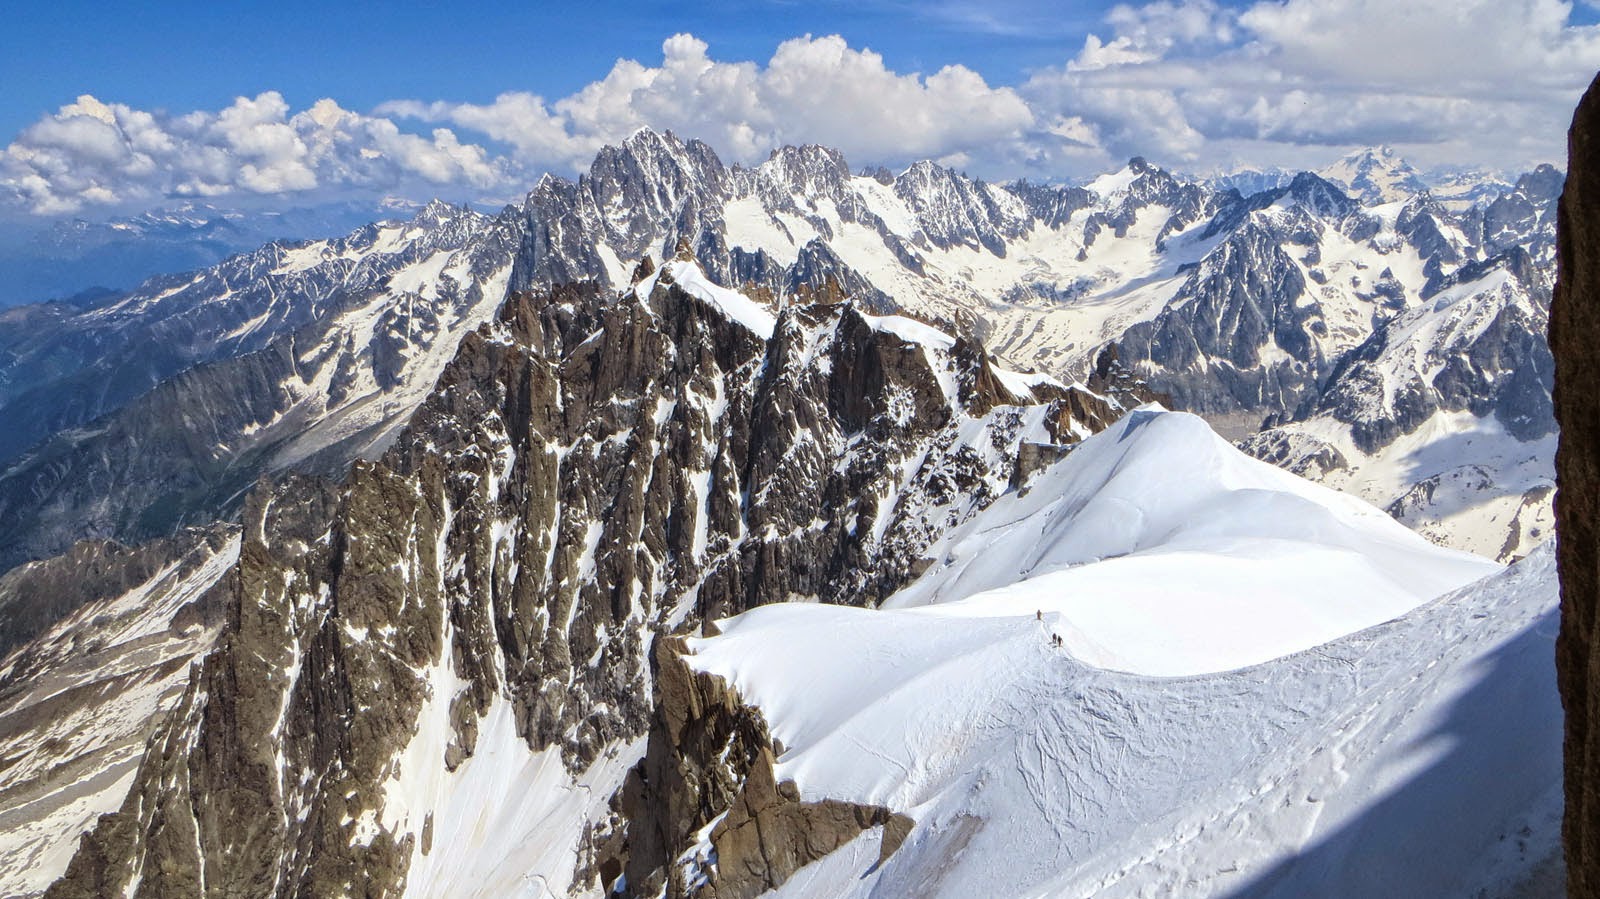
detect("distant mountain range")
(0, 133), (1559, 577)
(0, 199), (425, 308)
(0, 130), (1566, 898)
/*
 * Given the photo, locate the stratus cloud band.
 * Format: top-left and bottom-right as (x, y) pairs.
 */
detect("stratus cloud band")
(3, 0), (1597, 216)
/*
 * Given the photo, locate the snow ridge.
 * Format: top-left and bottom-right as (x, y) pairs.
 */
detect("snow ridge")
(689, 410), (1553, 898)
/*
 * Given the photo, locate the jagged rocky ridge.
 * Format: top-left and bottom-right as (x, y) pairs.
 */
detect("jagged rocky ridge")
(14, 262), (1123, 897)
(0, 525), (238, 898)
(0, 200), (419, 309)
(603, 634), (913, 899)
(501, 132), (1562, 561)
(1238, 244), (1556, 560)
(0, 130), (1562, 583)
(0, 126), (1568, 897)
(0, 201), (520, 573)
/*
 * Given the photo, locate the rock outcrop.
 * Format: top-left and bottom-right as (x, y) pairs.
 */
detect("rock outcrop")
(0, 525), (237, 898)
(0, 128), (1563, 595)
(29, 270), (1114, 897)
(0, 125), (1573, 894)
(600, 636), (908, 899)
(1555, 71), (1600, 898)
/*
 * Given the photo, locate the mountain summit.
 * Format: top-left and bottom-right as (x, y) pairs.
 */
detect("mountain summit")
(1318, 145), (1430, 205)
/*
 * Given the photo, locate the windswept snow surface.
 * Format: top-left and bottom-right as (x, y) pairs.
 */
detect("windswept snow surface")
(688, 409), (1553, 898)
(885, 407), (1498, 675)
(391, 700), (641, 899)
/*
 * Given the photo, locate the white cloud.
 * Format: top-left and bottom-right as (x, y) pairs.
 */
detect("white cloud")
(0, 91), (514, 215)
(3, 12), (1598, 217)
(1238, 0), (1598, 92)
(1027, 0), (1600, 174)
(380, 33), (1036, 174)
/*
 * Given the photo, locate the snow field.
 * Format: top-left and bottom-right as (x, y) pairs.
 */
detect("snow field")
(688, 409), (1548, 898)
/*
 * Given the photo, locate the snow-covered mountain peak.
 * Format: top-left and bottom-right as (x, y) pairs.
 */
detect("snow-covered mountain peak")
(1280, 170), (1358, 218)
(891, 159), (984, 210)
(590, 127), (727, 206)
(1320, 145), (1430, 205)
(1086, 156), (1170, 204)
(618, 125), (697, 160)
(678, 407), (1542, 897)
(1424, 167), (1517, 212)
(411, 197), (471, 227)
(0, 123), (1569, 899)
(1361, 143), (1400, 163)
(1207, 165), (1297, 196)
(1516, 162), (1565, 198)
(757, 144), (852, 198)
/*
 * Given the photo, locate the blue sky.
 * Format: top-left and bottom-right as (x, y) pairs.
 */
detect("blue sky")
(0, 0), (1128, 140)
(3, 0), (1599, 218)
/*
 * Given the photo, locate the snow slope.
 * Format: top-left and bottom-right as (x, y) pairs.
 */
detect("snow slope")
(1253, 410), (1555, 563)
(0, 533), (238, 898)
(688, 410), (1553, 898)
(883, 407), (1498, 675)
(638, 259), (778, 339)
(1318, 145), (1430, 206)
(1242, 259), (1556, 562)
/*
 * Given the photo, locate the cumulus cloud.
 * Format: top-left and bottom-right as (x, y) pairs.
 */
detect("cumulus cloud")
(3, 10), (1598, 218)
(0, 91), (512, 215)
(1027, 0), (1600, 174)
(379, 33), (1036, 174)
(1238, 0), (1598, 92)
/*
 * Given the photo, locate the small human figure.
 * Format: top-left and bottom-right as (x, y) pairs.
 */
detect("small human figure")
(1036, 610), (1043, 621)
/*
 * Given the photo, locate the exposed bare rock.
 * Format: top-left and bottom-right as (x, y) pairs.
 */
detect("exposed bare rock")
(0, 529), (221, 661)
(31, 271), (1106, 897)
(708, 750), (903, 899)
(0, 526), (237, 898)
(605, 636), (907, 899)
(1554, 71), (1600, 898)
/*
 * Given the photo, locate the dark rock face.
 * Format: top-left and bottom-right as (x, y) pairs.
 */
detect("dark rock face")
(1554, 72), (1600, 899)
(1007, 180), (1095, 229)
(40, 274), (1114, 897)
(0, 524), (237, 899)
(1477, 164), (1565, 262)
(506, 133), (902, 314)
(606, 635), (767, 896)
(601, 636), (906, 899)
(1319, 250), (1554, 454)
(0, 202), (522, 575)
(1116, 220), (1319, 422)
(0, 129), (1139, 688)
(0, 531), (209, 661)
(1235, 428), (1349, 480)
(893, 162), (1029, 256)
(1099, 157), (1221, 251)
(0, 128), (1558, 596)
(1126, 162), (1561, 451)
(706, 748), (902, 899)
(0, 203), (492, 468)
